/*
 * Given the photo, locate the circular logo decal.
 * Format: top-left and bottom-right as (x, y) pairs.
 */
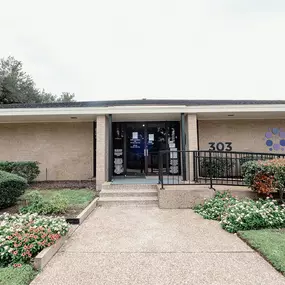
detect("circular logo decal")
(265, 128), (285, 151)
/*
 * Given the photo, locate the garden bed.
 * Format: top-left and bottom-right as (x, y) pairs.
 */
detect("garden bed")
(238, 229), (285, 275)
(0, 188), (97, 218)
(0, 213), (70, 284)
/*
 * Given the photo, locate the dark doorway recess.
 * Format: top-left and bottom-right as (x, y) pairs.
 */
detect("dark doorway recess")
(112, 121), (180, 177)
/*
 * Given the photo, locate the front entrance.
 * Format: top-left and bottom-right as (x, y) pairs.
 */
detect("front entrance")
(112, 121), (180, 177)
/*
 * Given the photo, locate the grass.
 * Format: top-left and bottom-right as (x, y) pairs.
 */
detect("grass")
(239, 229), (285, 274)
(23, 188), (96, 209)
(0, 265), (37, 285)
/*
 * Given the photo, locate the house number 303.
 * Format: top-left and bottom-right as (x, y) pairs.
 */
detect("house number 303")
(208, 142), (232, 151)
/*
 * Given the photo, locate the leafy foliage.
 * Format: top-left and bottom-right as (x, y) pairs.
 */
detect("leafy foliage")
(194, 191), (285, 233)
(221, 198), (285, 233)
(0, 161), (40, 183)
(20, 191), (68, 215)
(200, 157), (233, 178)
(193, 191), (238, 220)
(242, 159), (285, 196)
(0, 213), (69, 266)
(0, 56), (75, 104)
(0, 171), (27, 209)
(0, 264), (36, 285)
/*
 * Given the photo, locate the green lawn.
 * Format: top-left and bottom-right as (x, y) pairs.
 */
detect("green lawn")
(0, 265), (37, 285)
(23, 188), (96, 210)
(239, 229), (285, 274)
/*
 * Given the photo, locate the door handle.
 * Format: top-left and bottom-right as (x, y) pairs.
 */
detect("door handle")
(144, 149), (148, 157)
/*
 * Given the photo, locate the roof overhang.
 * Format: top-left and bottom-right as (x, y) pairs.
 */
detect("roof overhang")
(1, 104), (285, 123)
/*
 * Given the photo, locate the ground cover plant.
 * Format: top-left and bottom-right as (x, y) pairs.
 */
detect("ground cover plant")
(238, 229), (285, 274)
(20, 191), (68, 215)
(20, 189), (96, 215)
(0, 264), (36, 285)
(0, 213), (69, 267)
(193, 191), (238, 220)
(194, 192), (285, 233)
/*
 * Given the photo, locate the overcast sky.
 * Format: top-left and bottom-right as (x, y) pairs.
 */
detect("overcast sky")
(1, 0), (285, 101)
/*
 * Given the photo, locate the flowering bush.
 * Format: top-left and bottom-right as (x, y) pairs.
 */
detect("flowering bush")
(193, 191), (238, 220)
(242, 158), (285, 196)
(221, 198), (285, 233)
(0, 213), (69, 266)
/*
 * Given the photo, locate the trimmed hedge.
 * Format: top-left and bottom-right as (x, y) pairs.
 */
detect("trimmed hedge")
(0, 161), (40, 183)
(0, 171), (27, 208)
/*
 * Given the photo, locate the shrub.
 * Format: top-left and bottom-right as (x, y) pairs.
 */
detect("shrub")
(193, 191), (238, 220)
(220, 198), (285, 233)
(242, 159), (285, 196)
(20, 191), (68, 215)
(0, 161), (40, 183)
(0, 171), (27, 209)
(200, 157), (234, 178)
(0, 213), (69, 266)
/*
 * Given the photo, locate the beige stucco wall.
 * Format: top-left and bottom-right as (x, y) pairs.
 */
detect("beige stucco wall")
(0, 122), (93, 180)
(198, 119), (285, 153)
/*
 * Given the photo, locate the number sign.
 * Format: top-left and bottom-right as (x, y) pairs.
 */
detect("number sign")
(208, 142), (232, 151)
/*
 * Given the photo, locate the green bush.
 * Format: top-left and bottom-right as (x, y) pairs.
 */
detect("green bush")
(200, 157), (233, 178)
(0, 161), (40, 183)
(0, 171), (27, 209)
(0, 264), (36, 285)
(193, 191), (238, 220)
(220, 198), (285, 233)
(242, 158), (285, 196)
(20, 191), (68, 215)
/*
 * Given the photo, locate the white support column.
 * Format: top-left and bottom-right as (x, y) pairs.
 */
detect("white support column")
(96, 115), (109, 190)
(186, 114), (198, 181)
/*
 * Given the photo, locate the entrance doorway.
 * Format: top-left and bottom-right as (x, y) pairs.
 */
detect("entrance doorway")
(112, 121), (180, 177)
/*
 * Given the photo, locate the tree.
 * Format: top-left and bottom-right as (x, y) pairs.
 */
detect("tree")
(0, 56), (76, 104)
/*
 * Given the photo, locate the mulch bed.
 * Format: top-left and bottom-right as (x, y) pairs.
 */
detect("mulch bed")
(29, 180), (96, 189)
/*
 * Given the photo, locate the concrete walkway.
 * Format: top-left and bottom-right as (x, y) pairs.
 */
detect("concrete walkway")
(32, 206), (285, 285)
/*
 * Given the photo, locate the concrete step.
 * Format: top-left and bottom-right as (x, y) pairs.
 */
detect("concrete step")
(98, 196), (158, 206)
(102, 183), (158, 191)
(100, 189), (157, 197)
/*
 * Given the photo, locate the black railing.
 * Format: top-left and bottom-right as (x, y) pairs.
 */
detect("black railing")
(158, 150), (285, 188)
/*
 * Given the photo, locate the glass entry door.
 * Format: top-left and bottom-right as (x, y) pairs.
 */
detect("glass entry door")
(146, 123), (168, 175)
(125, 123), (146, 176)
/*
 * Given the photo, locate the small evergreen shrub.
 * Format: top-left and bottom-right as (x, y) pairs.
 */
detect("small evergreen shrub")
(0, 161), (40, 183)
(200, 157), (233, 178)
(20, 191), (68, 215)
(0, 171), (27, 209)
(193, 191), (238, 220)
